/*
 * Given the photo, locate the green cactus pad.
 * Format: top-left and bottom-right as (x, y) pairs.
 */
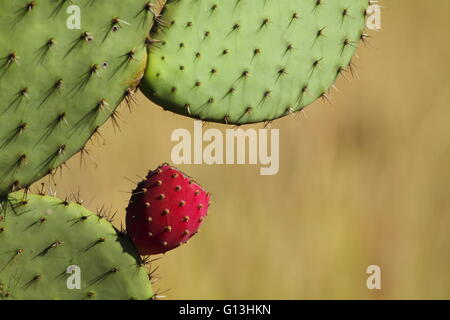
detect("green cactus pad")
(0, 0), (159, 197)
(141, 0), (369, 124)
(0, 192), (153, 300)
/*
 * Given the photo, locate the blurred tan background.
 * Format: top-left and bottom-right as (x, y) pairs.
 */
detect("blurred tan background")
(43, 0), (450, 299)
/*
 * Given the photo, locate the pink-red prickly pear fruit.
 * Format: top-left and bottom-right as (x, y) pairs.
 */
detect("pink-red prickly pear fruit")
(126, 164), (211, 255)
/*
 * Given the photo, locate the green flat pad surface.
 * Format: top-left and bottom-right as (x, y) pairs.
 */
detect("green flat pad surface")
(142, 0), (368, 124)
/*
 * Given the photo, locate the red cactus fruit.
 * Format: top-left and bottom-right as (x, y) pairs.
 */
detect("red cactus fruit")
(126, 164), (211, 255)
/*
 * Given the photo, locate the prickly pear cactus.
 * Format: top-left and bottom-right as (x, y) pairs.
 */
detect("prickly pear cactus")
(0, 0), (160, 197)
(0, 192), (153, 300)
(141, 0), (369, 124)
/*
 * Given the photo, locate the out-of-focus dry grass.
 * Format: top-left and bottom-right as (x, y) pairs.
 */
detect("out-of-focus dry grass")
(46, 1), (450, 299)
